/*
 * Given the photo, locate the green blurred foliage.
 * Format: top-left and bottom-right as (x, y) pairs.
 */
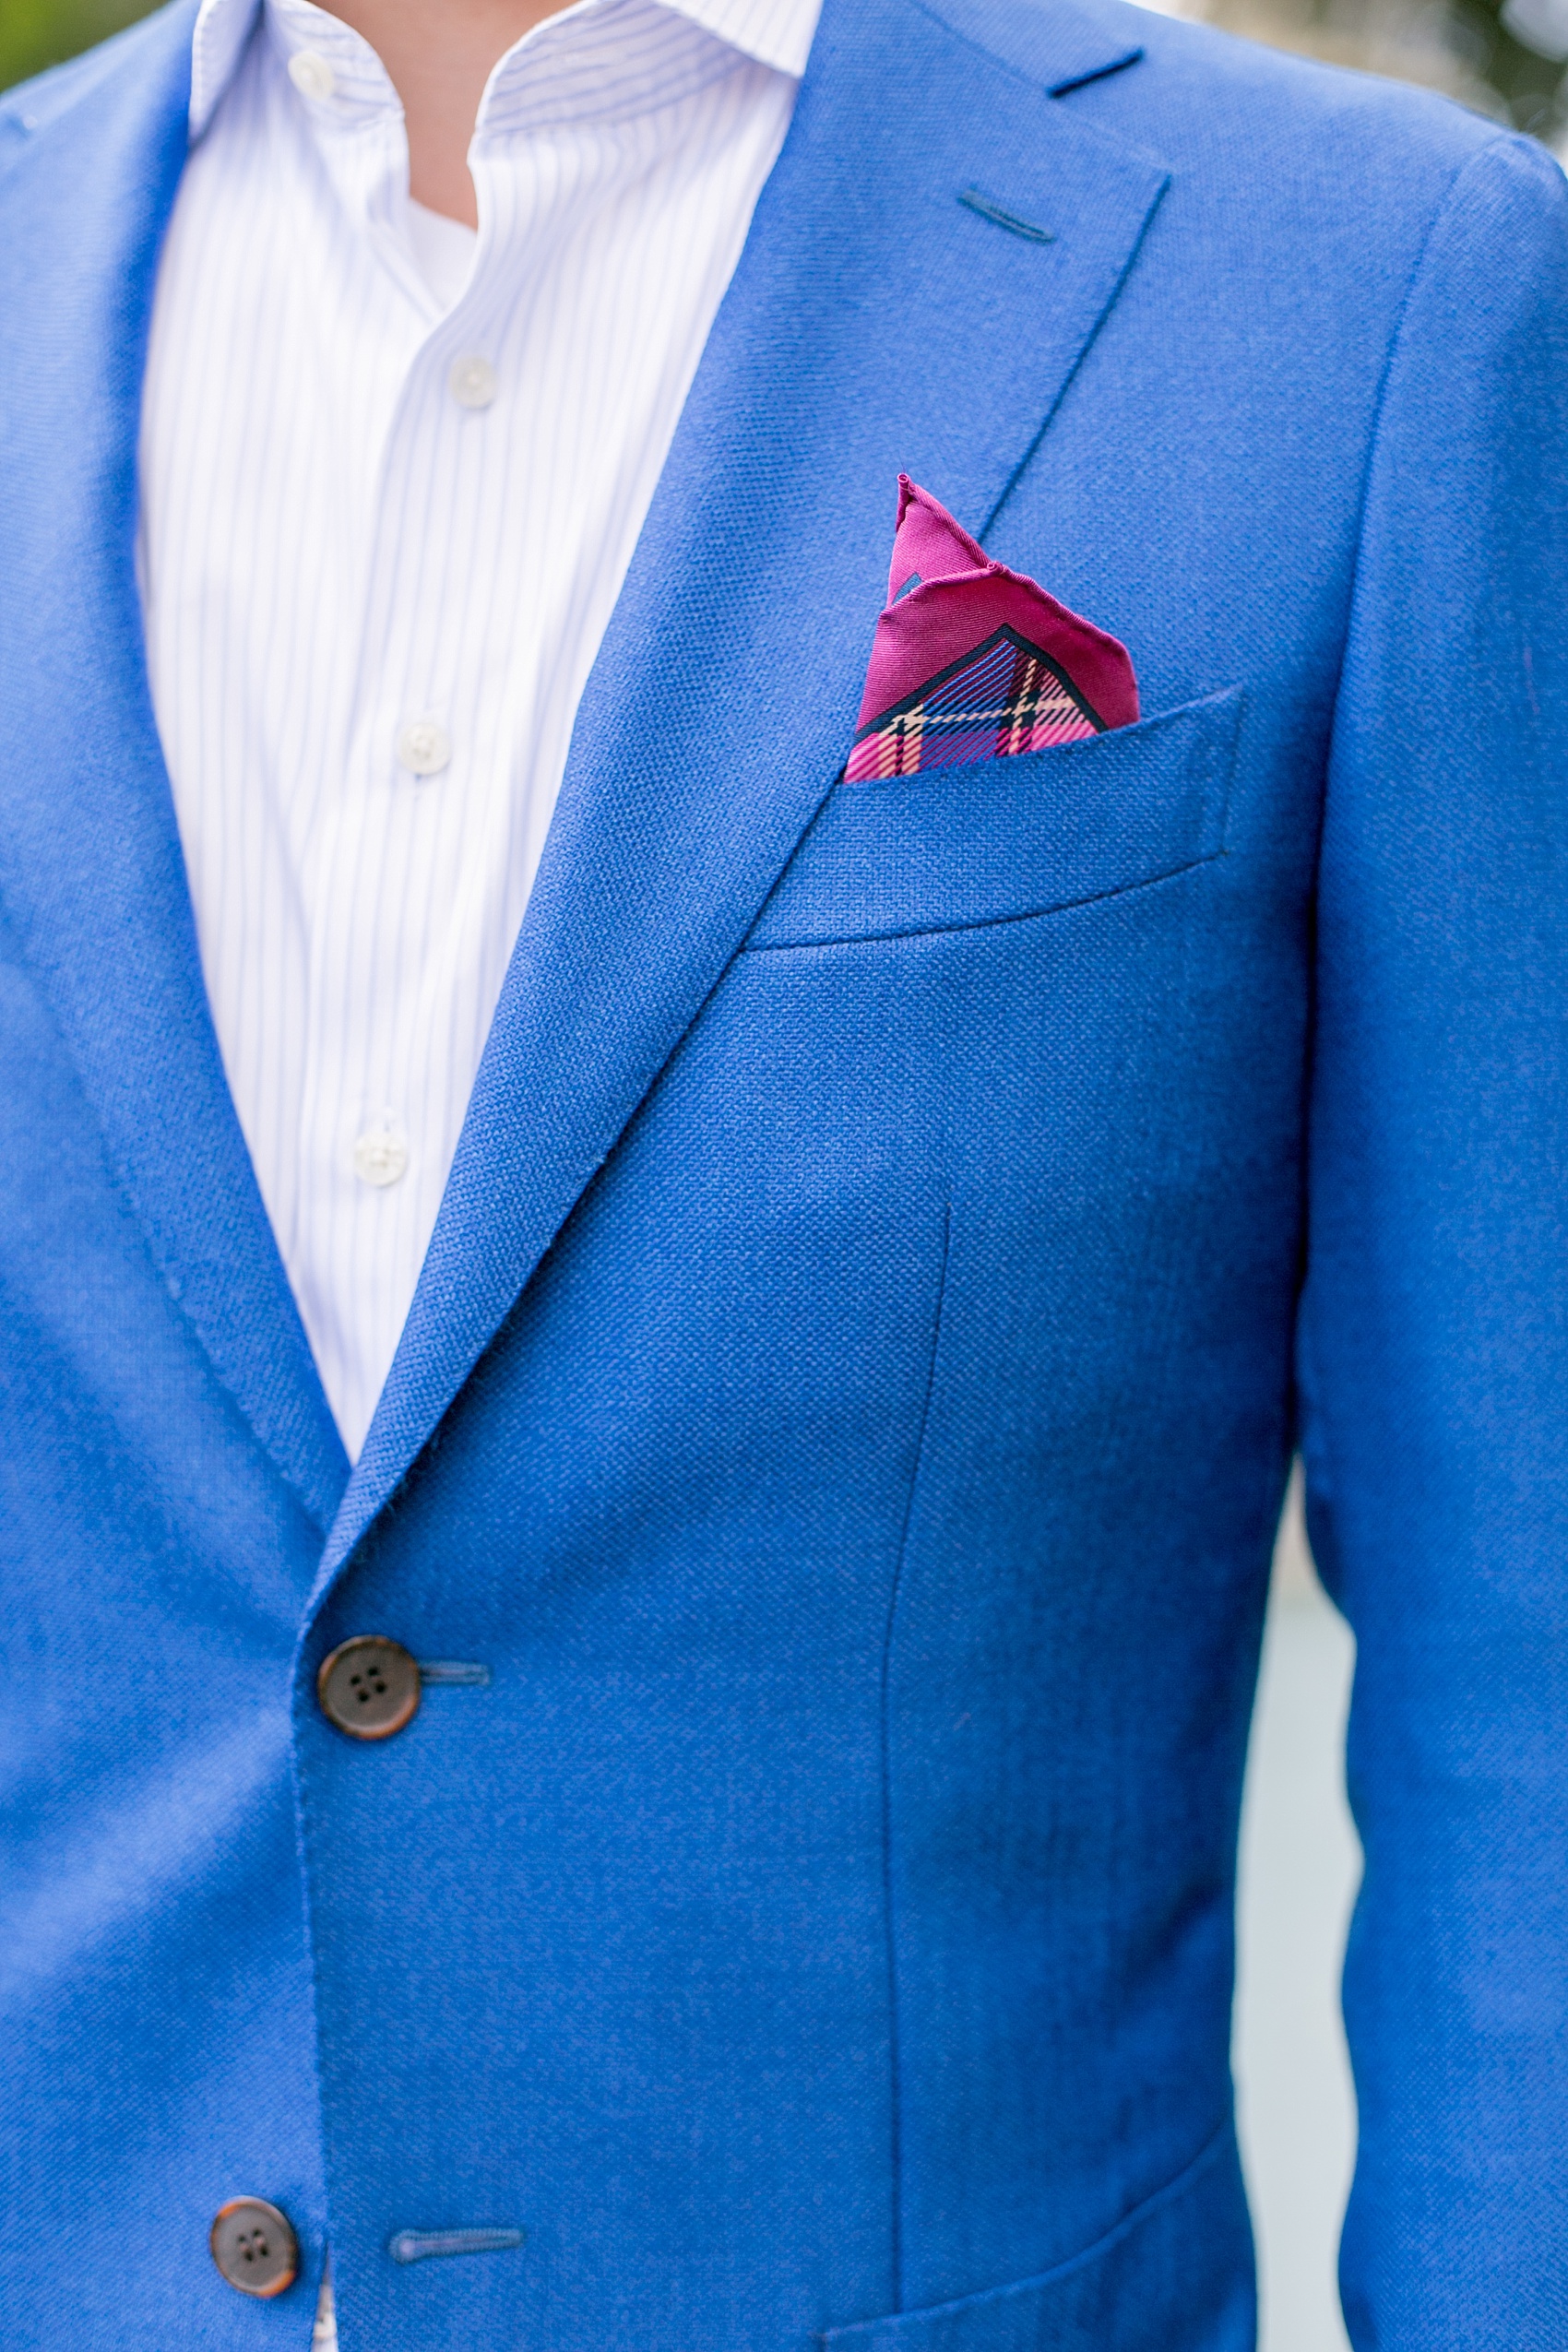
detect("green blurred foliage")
(0, 0), (157, 92)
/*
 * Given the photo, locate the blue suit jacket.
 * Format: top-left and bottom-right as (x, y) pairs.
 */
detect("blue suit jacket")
(2, 1), (1565, 2345)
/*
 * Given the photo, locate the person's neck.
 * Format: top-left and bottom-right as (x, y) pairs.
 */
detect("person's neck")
(321, 0), (569, 226)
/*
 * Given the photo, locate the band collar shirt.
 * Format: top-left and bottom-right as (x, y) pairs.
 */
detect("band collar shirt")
(138, 0), (820, 1460)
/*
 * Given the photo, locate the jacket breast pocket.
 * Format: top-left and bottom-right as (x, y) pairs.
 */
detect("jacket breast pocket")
(745, 688), (1241, 953)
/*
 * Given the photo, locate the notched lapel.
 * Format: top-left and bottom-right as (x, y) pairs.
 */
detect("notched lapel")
(0, 5), (349, 1535)
(329, 0), (1170, 1579)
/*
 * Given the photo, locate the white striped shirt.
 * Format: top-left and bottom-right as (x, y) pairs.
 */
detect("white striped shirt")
(138, 0), (819, 1464)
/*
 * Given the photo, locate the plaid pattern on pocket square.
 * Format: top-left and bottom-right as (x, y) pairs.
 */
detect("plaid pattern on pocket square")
(844, 624), (1102, 780)
(847, 477), (1138, 781)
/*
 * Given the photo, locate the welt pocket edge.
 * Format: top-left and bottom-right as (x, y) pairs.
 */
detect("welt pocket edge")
(743, 686), (1243, 956)
(826, 683), (1242, 805)
(742, 844), (1223, 955)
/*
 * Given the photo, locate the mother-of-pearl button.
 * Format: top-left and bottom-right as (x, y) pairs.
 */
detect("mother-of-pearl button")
(448, 355), (498, 410)
(353, 1128), (408, 1187)
(288, 50), (337, 101)
(398, 718), (451, 776)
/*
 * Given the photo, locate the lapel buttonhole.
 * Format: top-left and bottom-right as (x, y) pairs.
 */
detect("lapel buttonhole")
(956, 185), (1056, 242)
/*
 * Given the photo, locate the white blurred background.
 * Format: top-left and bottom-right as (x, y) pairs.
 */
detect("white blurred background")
(1234, 1475), (1360, 2352)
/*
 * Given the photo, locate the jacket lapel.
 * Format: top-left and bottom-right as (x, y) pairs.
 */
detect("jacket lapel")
(0, 3), (350, 1535)
(327, 0), (1168, 1579)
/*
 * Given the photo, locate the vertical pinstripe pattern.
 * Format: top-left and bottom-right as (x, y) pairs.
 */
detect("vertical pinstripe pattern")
(139, 0), (818, 1461)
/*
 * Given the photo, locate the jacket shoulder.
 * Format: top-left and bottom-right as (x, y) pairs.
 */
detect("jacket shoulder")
(1061, 0), (1559, 276)
(940, 0), (1525, 202)
(1091, 0), (1513, 175)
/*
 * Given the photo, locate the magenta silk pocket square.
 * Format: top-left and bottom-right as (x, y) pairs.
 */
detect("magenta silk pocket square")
(845, 477), (1139, 781)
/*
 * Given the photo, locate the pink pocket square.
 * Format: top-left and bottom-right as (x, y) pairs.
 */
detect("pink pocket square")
(845, 477), (1139, 782)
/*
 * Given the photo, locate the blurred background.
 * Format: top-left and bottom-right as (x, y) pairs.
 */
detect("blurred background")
(2, 0), (147, 88)
(1, 2), (1551, 2348)
(1236, 1483), (1359, 2352)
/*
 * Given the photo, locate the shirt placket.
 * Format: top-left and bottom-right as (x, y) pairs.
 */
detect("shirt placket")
(267, 12), (456, 1439)
(280, 43), (562, 1449)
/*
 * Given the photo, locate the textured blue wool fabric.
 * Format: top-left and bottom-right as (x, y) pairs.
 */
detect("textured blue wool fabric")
(1, 0), (1566, 2346)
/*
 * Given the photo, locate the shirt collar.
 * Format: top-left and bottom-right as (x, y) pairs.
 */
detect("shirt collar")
(189, 0), (821, 139)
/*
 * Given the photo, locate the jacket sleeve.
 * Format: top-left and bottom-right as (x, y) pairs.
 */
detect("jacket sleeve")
(1297, 130), (1568, 2348)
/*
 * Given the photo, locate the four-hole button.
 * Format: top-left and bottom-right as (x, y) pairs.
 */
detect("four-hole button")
(210, 2197), (299, 2298)
(317, 1634), (422, 1740)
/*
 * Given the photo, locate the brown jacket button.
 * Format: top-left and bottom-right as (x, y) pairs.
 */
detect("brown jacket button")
(209, 2198), (299, 2297)
(317, 1634), (422, 1740)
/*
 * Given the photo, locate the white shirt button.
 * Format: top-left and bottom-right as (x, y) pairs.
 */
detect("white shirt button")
(353, 1126), (409, 1188)
(288, 50), (337, 101)
(397, 718), (451, 776)
(448, 355), (498, 410)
